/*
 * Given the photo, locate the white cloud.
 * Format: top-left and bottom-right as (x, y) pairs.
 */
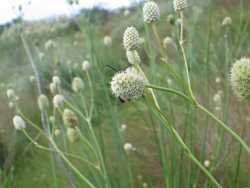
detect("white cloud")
(0, 0), (140, 24)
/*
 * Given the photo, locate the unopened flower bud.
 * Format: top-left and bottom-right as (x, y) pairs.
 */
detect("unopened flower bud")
(53, 95), (64, 108)
(103, 35), (112, 47)
(63, 109), (78, 128)
(222, 17), (232, 27)
(38, 94), (49, 111)
(6, 89), (15, 99)
(82, 60), (91, 71)
(72, 77), (84, 93)
(13, 115), (26, 130)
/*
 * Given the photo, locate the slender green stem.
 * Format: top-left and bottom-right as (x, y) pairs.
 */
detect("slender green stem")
(75, 127), (99, 160)
(152, 105), (222, 188)
(179, 11), (196, 103)
(22, 128), (102, 173)
(146, 84), (192, 103)
(50, 139), (97, 188)
(86, 72), (95, 119)
(86, 119), (110, 188)
(151, 23), (184, 88)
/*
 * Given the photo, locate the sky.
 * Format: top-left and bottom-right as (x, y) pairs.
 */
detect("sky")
(0, 0), (139, 25)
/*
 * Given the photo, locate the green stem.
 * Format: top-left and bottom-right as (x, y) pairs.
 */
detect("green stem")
(153, 107), (222, 188)
(151, 23), (184, 88)
(179, 11), (196, 103)
(87, 119), (110, 188)
(146, 84), (192, 103)
(50, 139), (97, 188)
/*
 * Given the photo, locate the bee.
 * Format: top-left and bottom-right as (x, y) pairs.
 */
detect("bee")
(106, 64), (131, 103)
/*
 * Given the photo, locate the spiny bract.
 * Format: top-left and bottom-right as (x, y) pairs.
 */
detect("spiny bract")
(231, 57), (250, 100)
(143, 1), (160, 23)
(111, 67), (147, 100)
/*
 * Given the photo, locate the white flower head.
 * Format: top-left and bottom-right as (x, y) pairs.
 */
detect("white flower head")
(45, 39), (56, 50)
(38, 94), (49, 111)
(103, 35), (112, 47)
(124, 9), (130, 16)
(54, 129), (61, 137)
(215, 77), (221, 84)
(173, 0), (188, 12)
(111, 67), (147, 100)
(53, 94), (65, 108)
(82, 60), (91, 71)
(213, 93), (222, 104)
(215, 106), (221, 112)
(52, 76), (61, 87)
(49, 82), (58, 95)
(29, 75), (35, 83)
(8, 102), (14, 109)
(6, 89), (15, 99)
(49, 116), (55, 124)
(204, 160), (210, 168)
(143, 1), (160, 23)
(121, 124), (127, 131)
(163, 36), (176, 49)
(167, 78), (173, 86)
(124, 142), (136, 153)
(13, 115), (26, 130)
(222, 17), (232, 27)
(123, 26), (140, 51)
(231, 57), (250, 100)
(126, 50), (141, 64)
(142, 183), (148, 188)
(72, 77), (84, 93)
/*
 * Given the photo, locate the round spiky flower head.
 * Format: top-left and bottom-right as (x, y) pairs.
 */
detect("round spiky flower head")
(103, 35), (112, 47)
(173, 0), (188, 12)
(222, 17), (232, 27)
(231, 57), (250, 100)
(63, 109), (78, 128)
(72, 77), (84, 93)
(82, 60), (91, 71)
(143, 1), (160, 23)
(126, 50), (141, 64)
(38, 94), (49, 111)
(53, 94), (65, 108)
(52, 76), (61, 87)
(123, 26), (140, 51)
(110, 67), (147, 100)
(13, 115), (26, 130)
(6, 89), (15, 99)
